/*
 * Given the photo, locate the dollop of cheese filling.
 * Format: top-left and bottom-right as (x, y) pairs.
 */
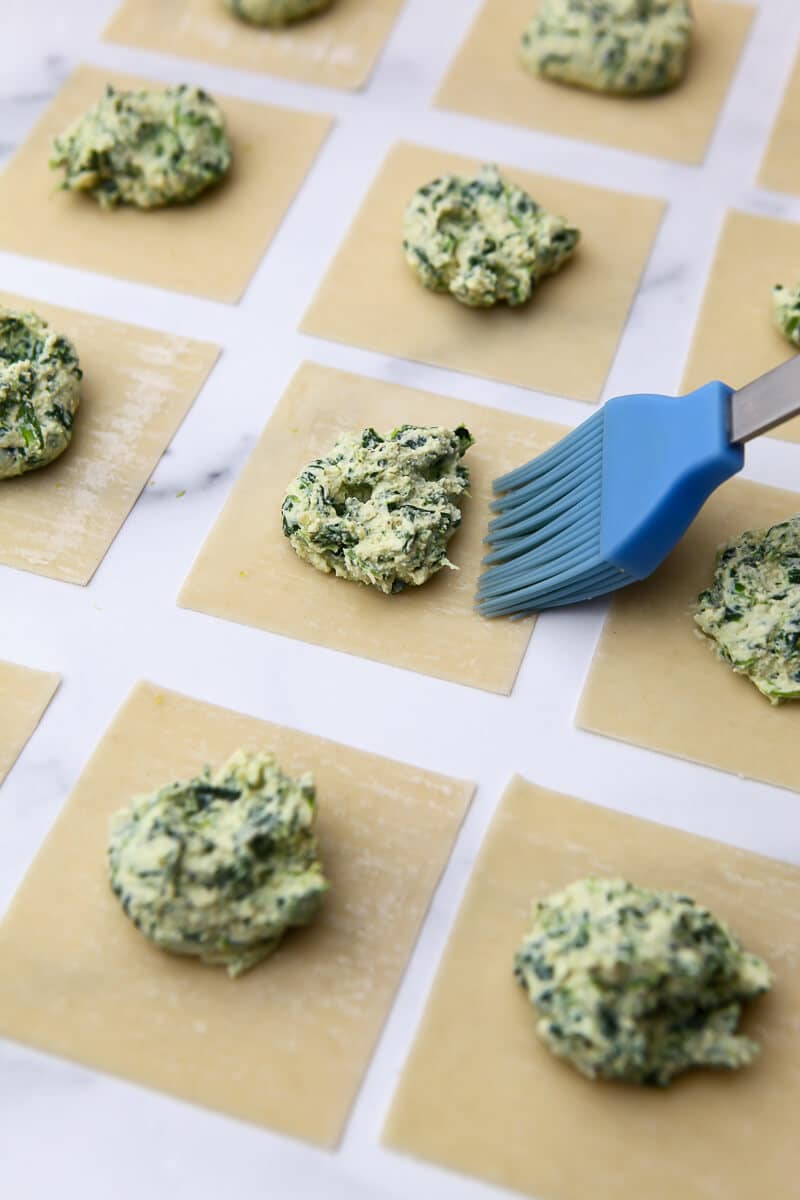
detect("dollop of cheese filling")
(50, 83), (232, 210)
(282, 424), (473, 593)
(772, 283), (800, 348)
(403, 163), (579, 308)
(521, 0), (694, 95)
(108, 749), (328, 977)
(224, 0), (333, 25)
(0, 306), (81, 480)
(515, 877), (771, 1086)
(694, 513), (800, 703)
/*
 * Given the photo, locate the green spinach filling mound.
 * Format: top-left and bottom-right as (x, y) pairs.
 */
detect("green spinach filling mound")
(521, 0), (694, 95)
(403, 164), (579, 308)
(694, 514), (800, 704)
(224, 0), (333, 25)
(772, 283), (800, 348)
(50, 84), (232, 210)
(282, 425), (473, 593)
(0, 307), (81, 480)
(108, 749), (328, 977)
(514, 877), (772, 1086)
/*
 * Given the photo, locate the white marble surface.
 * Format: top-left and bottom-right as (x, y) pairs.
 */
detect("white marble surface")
(1, 1), (800, 1197)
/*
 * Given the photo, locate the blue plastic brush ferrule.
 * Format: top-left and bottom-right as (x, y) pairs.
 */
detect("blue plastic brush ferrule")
(599, 380), (744, 580)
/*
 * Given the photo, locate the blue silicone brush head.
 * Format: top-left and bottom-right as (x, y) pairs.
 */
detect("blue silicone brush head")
(477, 381), (744, 617)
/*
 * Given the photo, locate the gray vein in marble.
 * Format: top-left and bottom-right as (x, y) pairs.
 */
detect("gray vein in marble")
(143, 434), (256, 501)
(0, 52), (70, 159)
(640, 263), (688, 292)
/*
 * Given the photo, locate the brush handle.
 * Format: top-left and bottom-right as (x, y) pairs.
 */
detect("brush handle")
(729, 354), (800, 442)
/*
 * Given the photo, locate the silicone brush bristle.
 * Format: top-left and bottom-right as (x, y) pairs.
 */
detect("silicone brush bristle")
(477, 380), (746, 617)
(477, 411), (631, 616)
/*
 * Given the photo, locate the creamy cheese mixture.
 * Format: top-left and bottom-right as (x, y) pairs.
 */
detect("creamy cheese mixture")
(521, 0), (694, 95)
(514, 877), (772, 1086)
(50, 84), (232, 210)
(772, 283), (800, 348)
(224, 0), (333, 25)
(108, 749), (328, 977)
(694, 514), (800, 704)
(282, 425), (473, 593)
(403, 164), (579, 308)
(0, 307), (81, 480)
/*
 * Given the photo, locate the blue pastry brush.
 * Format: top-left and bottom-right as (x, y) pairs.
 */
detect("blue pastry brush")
(477, 357), (800, 617)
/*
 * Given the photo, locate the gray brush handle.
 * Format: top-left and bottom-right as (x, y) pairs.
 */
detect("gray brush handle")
(729, 354), (800, 443)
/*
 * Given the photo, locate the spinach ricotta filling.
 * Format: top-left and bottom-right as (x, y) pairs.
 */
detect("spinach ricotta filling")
(694, 514), (800, 704)
(514, 878), (772, 1086)
(50, 84), (232, 210)
(224, 0), (333, 25)
(282, 425), (473, 594)
(403, 164), (579, 308)
(521, 0), (694, 95)
(108, 749), (328, 977)
(772, 283), (800, 348)
(0, 307), (81, 480)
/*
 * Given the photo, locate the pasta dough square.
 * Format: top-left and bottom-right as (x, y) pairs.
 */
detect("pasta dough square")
(104, 0), (405, 92)
(436, 0), (754, 165)
(577, 478), (800, 792)
(300, 143), (664, 401)
(0, 662), (60, 787)
(0, 290), (219, 585)
(384, 775), (800, 1200)
(0, 680), (474, 1147)
(0, 66), (332, 302)
(178, 361), (566, 694)
(759, 49), (800, 194)
(682, 210), (800, 443)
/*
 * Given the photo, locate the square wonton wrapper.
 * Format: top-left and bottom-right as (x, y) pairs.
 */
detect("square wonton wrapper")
(759, 48), (800, 194)
(0, 291), (219, 584)
(0, 680), (474, 1147)
(0, 66), (332, 302)
(104, 0), (405, 93)
(436, 0), (754, 165)
(384, 776), (800, 1200)
(0, 662), (60, 787)
(682, 210), (800, 443)
(577, 478), (800, 793)
(179, 361), (567, 693)
(300, 143), (664, 401)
